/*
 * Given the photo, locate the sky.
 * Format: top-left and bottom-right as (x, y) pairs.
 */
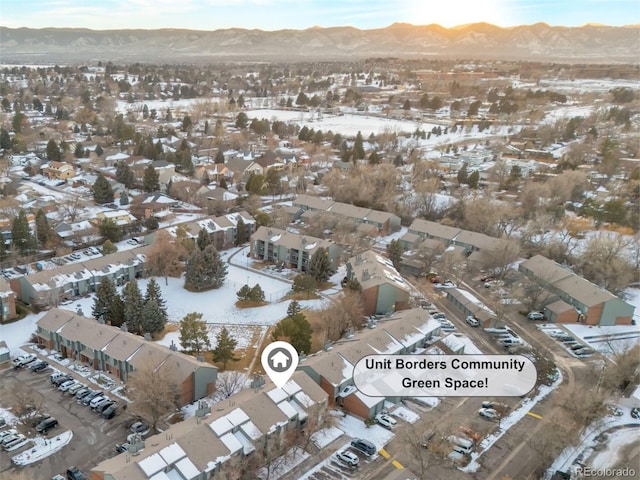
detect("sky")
(0, 0), (638, 31)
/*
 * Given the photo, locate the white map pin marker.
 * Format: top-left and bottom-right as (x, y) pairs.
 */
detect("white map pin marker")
(261, 341), (299, 389)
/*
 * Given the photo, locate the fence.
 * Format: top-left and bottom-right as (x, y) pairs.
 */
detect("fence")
(225, 280), (291, 303)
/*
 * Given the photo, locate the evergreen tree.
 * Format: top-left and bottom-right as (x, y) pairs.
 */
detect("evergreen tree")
(46, 139), (61, 161)
(235, 112), (248, 129)
(120, 194), (129, 206)
(292, 274), (317, 298)
(204, 120), (209, 135)
(215, 150), (225, 164)
(235, 217), (247, 245)
(95, 144), (104, 156)
(213, 327), (239, 369)
(93, 173), (114, 204)
(468, 170), (480, 189)
(34, 209), (50, 248)
(143, 164), (160, 192)
(368, 151), (381, 165)
(141, 298), (166, 335)
(352, 131), (365, 161)
(99, 218), (123, 242)
(122, 280), (144, 334)
(457, 162), (469, 185)
(236, 284), (252, 301)
(386, 239), (403, 270)
(102, 239), (117, 255)
(184, 245), (228, 291)
(307, 247), (334, 283)
(196, 228), (211, 251)
(74, 143), (85, 158)
(0, 236), (7, 261)
(287, 300), (302, 318)
(92, 277), (121, 325)
(11, 209), (34, 254)
(109, 295), (125, 328)
(145, 278), (168, 324)
(179, 312), (211, 355)
(0, 128), (11, 150)
(116, 160), (135, 188)
(272, 311), (312, 354)
(250, 284), (265, 302)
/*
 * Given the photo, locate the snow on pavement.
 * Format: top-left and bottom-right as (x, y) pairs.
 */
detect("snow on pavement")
(588, 427), (639, 469)
(389, 405), (420, 424)
(11, 430), (73, 466)
(0, 311), (47, 354)
(336, 413), (394, 449)
(311, 426), (345, 449)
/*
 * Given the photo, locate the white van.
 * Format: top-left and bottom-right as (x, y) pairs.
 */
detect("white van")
(447, 435), (473, 454)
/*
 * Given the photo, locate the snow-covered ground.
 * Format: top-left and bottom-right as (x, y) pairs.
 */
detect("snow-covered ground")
(310, 426), (344, 449)
(257, 446), (309, 480)
(0, 311), (47, 355)
(563, 323), (640, 357)
(11, 430), (73, 466)
(588, 427), (639, 470)
(389, 405), (420, 424)
(335, 413), (394, 449)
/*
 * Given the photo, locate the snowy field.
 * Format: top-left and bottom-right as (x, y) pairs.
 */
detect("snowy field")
(588, 427), (639, 470)
(310, 426), (344, 449)
(389, 405), (420, 424)
(563, 323), (640, 357)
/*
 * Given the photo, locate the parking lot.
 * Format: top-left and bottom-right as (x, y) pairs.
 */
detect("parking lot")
(0, 360), (135, 479)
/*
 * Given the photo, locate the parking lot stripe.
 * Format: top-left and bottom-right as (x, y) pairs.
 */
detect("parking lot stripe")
(391, 460), (404, 469)
(379, 448), (391, 459)
(527, 411), (543, 420)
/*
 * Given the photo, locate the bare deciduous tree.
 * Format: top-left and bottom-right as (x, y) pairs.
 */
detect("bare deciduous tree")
(319, 292), (364, 342)
(214, 370), (249, 401)
(146, 230), (185, 285)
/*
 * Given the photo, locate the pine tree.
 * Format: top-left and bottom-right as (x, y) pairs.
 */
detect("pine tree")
(122, 280), (144, 334)
(35, 209), (50, 248)
(250, 284), (265, 302)
(386, 239), (403, 270)
(109, 295), (125, 328)
(196, 228), (211, 251)
(95, 144), (104, 156)
(141, 298), (166, 335)
(235, 217), (247, 245)
(236, 284), (251, 301)
(468, 170), (480, 189)
(307, 247), (334, 283)
(11, 209), (35, 254)
(99, 218), (122, 242)
(46, 139), (61, 161)
(145, 278), (168, 324)
(287, 300), (302, 318)
(179, 312), (211, 355)
(92, 277), (119, 324)
(457, 163), (469, 185)
(352, 131), (365, 161)
(215, 150), (225, 164)
(213, 327), (239, 369)
(116, 160), (134, 188)
(0, 236), (7, 261)
(219, 177), (228, 189)
(272, 311), (312, 354)
(93, 173), (114, 204)
(184, 245), (228, 291)
(143, 164), (159, 192)
(102, 240), (117, 255)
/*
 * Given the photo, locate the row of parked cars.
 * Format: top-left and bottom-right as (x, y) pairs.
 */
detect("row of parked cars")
(425, 305), (458, 332)
(333, 438), (379, 469)
(488, 328), (524, 351)
(548, 331), (594, 358)
(50, 372), (118, 419)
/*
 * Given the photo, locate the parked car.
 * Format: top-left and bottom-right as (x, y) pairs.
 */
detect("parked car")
(351, 438), (376, 456)
(0, 429), (18, 442)
(53, 375), (72, 386)
(335, 450), (359, 467)
(102, 405), (117, 419)
(36, 417), (59, 434)
(52, 475), (65, 480)
(465, 316), (480, 327)
(1, 433), (20, 448)
(3, 434), (26, 450)
(478, 408), (498, 420)
(28, 360), (46, 371)
(82, 391), (103, 405)
(94, 399), (115, 413)
(527, 311), (545, 321)
(431, 312), (446, 320)
(447, 435), (473, 454)
(130, 421), (149, 435)
(90, 395), (110, 409)
(66, 467), (87, 480)
(32, 361), (50, 373)
(59, 380), (78, 392)
(67, 383), (85, 395)
(375, 413), (397, 429)
(13, 353), (37, 368)
(115, 443), (129, 453)
(631, 407), (640, 419)
(75, 388), (92, 400)
(500, 338), (523, 347)
(439, 321), (456, 332)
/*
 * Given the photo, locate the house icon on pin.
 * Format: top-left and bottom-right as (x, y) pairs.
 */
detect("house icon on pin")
(268, 348), (292, 372)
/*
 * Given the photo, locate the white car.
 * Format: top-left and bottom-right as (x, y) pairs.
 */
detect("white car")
(375, 413), (397, 429)
(13, 353), (37, 367)
(335, 450), (359, 467)
(58, 380), (78, 392)
(466, 316), (480, 327)
(527, 311), (545, 321)
(478, 408), (498, 420)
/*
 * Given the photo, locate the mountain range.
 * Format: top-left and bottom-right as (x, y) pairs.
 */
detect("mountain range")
(1, 23), (638, 64)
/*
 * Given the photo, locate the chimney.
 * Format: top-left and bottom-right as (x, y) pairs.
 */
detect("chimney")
(121, 322), (128, 333)
(143, 333), (152, 341)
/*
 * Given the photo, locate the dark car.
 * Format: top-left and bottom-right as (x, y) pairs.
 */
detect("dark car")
(32, 361), (50, 373)
(102, 405), (117, 419)
(631, 407), (640, 419)
(36, 417), (59, 434)
(82, 391), (103, 405)
(96, 400), (116, 414)
(53, 375), (72, 386)
(66, 467), (87, 480)
(130, 421), (149, 435)
(351, 438), (377, 456)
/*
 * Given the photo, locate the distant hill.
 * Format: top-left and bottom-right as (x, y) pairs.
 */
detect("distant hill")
(0, 23), (638, 64)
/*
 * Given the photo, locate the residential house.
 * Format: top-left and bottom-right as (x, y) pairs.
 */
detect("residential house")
(42, 161), (76, 180)
(90, 371), (327, 480)
(519, 255), (634, 325)
(54, 220), (98, 245)
(225, 157), (263, 182)
(291, 194), (401, 235)
(10, 247), (148, 308)
(0, 278), (17, 323)
(130, 192), (180, 220)
(298, 308), (441, 417)
(166, 212), (256, 251)
(345, 250), (411, 316)
(250, 226), (341, 272)
(35, 308), (216, 405)
(94, 209), (138, 226)
(445, 288), (504, 329)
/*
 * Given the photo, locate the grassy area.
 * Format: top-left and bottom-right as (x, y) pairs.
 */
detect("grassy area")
(153, 322), (179, 341)
(283, 290), (321, 301)
(235, 300), (269, 309)
(305, 308), (328, 353)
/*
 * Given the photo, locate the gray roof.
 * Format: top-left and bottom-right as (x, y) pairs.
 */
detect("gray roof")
(409, 219), (461, 241)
